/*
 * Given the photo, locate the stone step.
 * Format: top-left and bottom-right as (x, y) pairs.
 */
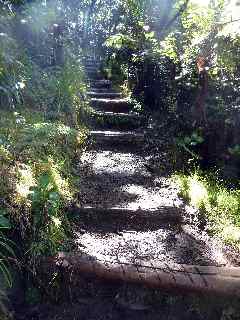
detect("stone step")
(91, 110), (141, 119)
(91, 98), (132, 113)
(89, 79), (112, 89)
(89, 110), (144, 130)
(89, 88), (116, 93)
(83, 57), (101, 64)
(86, 72), (102, 80)
(89, 130), (145, 145)
(84, 64), (101, 70)
(85, 68), (100, 75)
(87, 91), (122, 99)
(85, 65), (100, 71)
(70, 206), (185, 231)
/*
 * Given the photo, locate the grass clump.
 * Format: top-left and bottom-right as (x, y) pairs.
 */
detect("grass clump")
(175, 172), (240, 247)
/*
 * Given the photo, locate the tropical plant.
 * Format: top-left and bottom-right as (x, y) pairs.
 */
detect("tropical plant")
(27, 170), (68, 269)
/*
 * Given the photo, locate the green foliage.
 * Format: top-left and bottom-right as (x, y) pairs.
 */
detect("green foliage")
(228, 144), (240, 157)
(27, 171), (68, 267)
(0, 290), (12, 320)
(176, 171), (240, 246)
(17, 121), (87, 165)
(0, 209), (15, 288)
(176, 131), (204, 159)
(0, 2), (88, 124)
(0, 210), (11, 230)
(103, 0), (240, 126)
(0, 110), (87, 273)
(25, 285), (41, 306)
(213, 32), (240, 80)
(0, 110), (87, 173)
(0, 22), (25, 109)
(105, 34), (136, 50)
(0, 0), (91, 288)
(16, 58), (87, 126)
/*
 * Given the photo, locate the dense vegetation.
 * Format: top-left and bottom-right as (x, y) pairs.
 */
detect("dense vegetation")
(0, 2), (89, 316)
(0, 0), (240, 318)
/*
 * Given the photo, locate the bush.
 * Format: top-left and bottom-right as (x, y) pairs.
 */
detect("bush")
(0, 3), (89, 285)
(23, 59), (87, 126)
(175, 172), (240, 246)
(0, 110), (87, 272)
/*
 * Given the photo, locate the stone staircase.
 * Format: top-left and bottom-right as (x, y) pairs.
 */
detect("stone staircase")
(15, 59), (240, 320)
(84, 58), (145, 142)
(66, 57), (235, 293)
(73, 57), (193, 254)
(31, 57), (240, 320)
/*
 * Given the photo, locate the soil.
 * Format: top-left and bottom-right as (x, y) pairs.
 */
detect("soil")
(15, 278), (240, 320)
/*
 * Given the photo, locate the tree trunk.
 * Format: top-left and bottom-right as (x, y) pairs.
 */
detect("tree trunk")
(193, 56), (208, 126)
(53, 23), (65, 66)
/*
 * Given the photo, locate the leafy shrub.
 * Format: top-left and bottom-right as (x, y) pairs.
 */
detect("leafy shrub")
(16, 121), (87, 165)
(0, 4), (88, 275)
(27, 170), (69, 268)
(24, 59), (87, 126)
(0, 13), (25, 110)
(176, 131), (204, 160)
(0, 111), (87, 271)
(0, 6), (88, 124)
(176, 172), (240, 246)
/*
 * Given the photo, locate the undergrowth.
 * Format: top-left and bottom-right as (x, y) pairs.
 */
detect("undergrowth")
(0, 110), (87, 268)
(175, 171), (240, 247)
(0, 3), (91, 308)
(0, 108), (89, 311)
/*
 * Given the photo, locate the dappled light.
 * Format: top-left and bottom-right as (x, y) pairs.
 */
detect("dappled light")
(15, 165), (35, 201)
(188, 176), (208, 208)
(1, 0), (240, 319)
(74, 221), (228, 266)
